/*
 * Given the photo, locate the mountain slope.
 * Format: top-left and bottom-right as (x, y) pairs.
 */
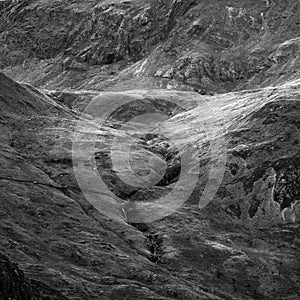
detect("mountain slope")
(0, 72), (299, 299)
(0, 1), (300, 299)
(0, 0), (299, 92)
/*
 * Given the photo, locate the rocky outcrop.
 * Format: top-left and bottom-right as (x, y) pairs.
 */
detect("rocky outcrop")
(0, 252), (33, 300)
(0, 252), (68, 300)
(1, 0), (300, 92)
(0, 0), (168, 66)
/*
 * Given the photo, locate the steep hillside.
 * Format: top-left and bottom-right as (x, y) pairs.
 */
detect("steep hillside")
(0, 0), (300, 299)
(0, 71), (299, 299)
(0, 0), (300, 92)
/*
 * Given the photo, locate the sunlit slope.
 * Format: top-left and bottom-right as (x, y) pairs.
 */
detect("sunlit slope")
(0, 72), (299, 299)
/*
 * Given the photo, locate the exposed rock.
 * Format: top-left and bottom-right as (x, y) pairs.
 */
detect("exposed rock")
(0, 71), (299, 299)
(0, 0), (299, 92)
(0, 252), (68, 300)
(0, 0), (300, 299)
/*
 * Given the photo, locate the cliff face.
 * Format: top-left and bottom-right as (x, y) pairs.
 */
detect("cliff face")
(0, 1), (300, 300)
(1, 0), (300, 92)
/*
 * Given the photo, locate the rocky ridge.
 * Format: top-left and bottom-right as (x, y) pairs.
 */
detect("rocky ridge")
(0, 0), (299, 93)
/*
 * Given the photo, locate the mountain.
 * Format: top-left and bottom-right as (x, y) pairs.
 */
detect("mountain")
(0, 1), (300, 300)
(0, 71), (299, 299)
(0, 0), (299, 92)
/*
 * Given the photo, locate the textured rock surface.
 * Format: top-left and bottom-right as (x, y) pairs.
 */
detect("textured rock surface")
(0, 0), (300, 299)
(0, 71), (299, 299)
(0, 0), (299, 92)
(0, 252), (69, 300)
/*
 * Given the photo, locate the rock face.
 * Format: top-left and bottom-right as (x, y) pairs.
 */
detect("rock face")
(0, 252), (68, 300)
(1, 0), (300, 92)
(0, 0), (300, 300)
(0, 252), (34, 300)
